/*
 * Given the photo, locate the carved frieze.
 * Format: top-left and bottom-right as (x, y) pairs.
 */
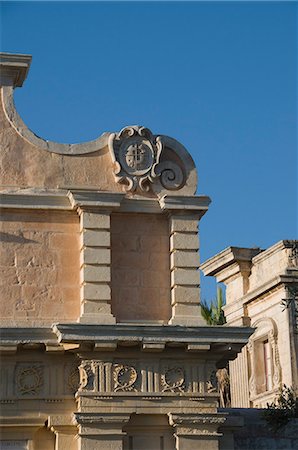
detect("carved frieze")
(108, 126), (186, 194)
(79, 362), (95, 391)
(113, 364), (138, 392)
(161, 367), (185, 393)
(15, 363), (43, 396)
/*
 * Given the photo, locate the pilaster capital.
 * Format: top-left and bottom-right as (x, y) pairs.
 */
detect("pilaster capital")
(68, 190), (125, 213)
(168, 413), (226, 436)
(74, 412), (130, 436)
(159, 195), (211, 219)
(48, 414), (77, 434)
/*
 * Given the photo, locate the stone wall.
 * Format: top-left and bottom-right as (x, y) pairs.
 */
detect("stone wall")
(0, 210), (80, 325)
(111, 213), (171, 322)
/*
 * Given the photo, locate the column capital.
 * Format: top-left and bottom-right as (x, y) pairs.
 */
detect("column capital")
(168, 413), (226, 437)
(74, 413), (130, 437)
(68, 190), (125, 213)
(159, 194), (211, 219)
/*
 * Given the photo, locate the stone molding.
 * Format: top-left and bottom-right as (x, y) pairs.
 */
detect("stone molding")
(0, 52), (31, 87)
(159, 194), (211, 218)
(0, 190), (72, 210)
(74, 412), (130, 437)
(169, 413), (226, 436)
(200, 246), (261, 283)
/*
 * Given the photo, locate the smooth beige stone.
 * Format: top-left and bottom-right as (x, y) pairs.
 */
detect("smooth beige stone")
(171, 268), (200, 287)
(170, 217), (198, 233)
(81, 300), (112, 315)
(171, 286), (200, 304)
(170, 233), (199, 251)
(83, 230), (110, 247)
(79, 312), (115, 324)
(81, 283), (111, 301)
(111, 213), (171, 323)
(81, 265), (110, 283)
(80, 212), (110, 231)
(171, 251), (200, 268)
(80, 248), (110, 266)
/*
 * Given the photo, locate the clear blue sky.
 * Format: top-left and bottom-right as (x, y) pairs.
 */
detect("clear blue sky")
(1, 1), (297, 301)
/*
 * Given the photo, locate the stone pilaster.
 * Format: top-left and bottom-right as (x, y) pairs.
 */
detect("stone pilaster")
(79, 210), (114, 324)
(168, 413), (226, 450)
(68, 191), (124, 324)
(169, 215), (204, 326)
(159, 195), (210, 326)
(48, 415), (77, 450)
(74, 413), (130, 450)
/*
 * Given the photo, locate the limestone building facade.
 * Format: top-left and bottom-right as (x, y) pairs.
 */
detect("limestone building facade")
(201, 241), (298, 409)
(0, 53), (253, 450)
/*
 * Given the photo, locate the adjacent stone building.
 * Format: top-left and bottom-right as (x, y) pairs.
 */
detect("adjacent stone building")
(201, 241), (298, 409)
(0, 53), (254, 450)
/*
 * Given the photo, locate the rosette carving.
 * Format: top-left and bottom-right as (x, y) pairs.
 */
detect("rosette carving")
(113, 364), (138, 392)
(16, 364), (43, 395)
(108, 125), (188, 194)
(161, 367), (185, 393)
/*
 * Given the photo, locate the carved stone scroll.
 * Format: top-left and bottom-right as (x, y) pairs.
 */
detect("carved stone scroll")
(108, 125), (193, 195)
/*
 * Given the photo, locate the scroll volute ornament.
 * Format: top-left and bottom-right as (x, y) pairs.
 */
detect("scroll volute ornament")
(108, 126), (186, 194)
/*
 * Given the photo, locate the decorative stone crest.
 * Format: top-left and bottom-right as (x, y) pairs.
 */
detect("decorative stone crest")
(161, 367), (185, 392)
(108, 126), (185, 193)
(15, 364), (43, 395)
(113, 364), (138, 392)
(289, 242), (298, 268)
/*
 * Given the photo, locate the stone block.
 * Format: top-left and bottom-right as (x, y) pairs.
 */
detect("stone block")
(81, 300), (112, 315)
(80, 248), (110, 266)
(171, 251), (200, 268)
(171, 268), (200, 287)
(170, 233), (199, 251)
(170, 217), (198, 233)
(81, 283), (111, 301)
(171, 286), (200, 304)
(81, 265), (110, 283)
(80, 212), (110, 231)
(83, 230), (110, 247)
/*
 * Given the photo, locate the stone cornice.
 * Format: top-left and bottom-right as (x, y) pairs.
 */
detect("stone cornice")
(0, 52), (32, 87)
(0, 327), (60, 353)
(67, 190), (125, 211)
(159, 194), (211, 218)
(52, 323), (253, 348)
(0, 190), (72, 210)
(251, 240), (298, 264)
(224, 271), (298, 314)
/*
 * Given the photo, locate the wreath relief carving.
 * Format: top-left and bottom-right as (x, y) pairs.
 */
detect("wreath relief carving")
(16, 364), (43, 395)
(161, 367), (185, 393)
(113, 364), (138, 392)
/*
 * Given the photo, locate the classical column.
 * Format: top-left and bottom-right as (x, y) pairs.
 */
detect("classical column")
(74, 413), (130, 450)
(48, 415), (78, 450)
(168, 414), (226, 450)
(68, 191), (124, 324)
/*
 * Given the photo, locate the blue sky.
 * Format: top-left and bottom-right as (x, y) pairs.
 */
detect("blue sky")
(1, 1), (297, 301)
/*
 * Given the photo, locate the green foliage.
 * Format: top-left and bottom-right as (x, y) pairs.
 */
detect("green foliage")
(262, 385), (298, 433)
(201, 286), (226, 325)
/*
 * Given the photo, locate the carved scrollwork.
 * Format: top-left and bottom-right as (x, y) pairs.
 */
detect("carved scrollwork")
(108, 125), (186, 194)
(79, 362), (95, 391)
(113, 364), (138, 392)
(288, 242), (298, 267)
(16, 364), (43, 395)
(65, 363), (80, 394)
(161, 367), (185, 393)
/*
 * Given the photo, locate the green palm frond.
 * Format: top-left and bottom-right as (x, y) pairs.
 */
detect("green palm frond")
(201, 286), (226, 325)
